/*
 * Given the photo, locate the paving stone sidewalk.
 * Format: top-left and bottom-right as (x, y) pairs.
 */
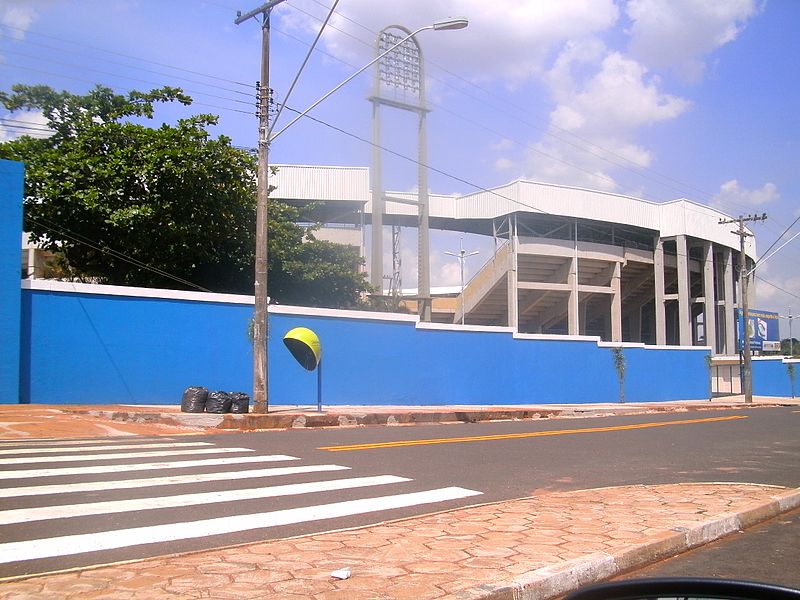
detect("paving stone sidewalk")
(2, 482), (799, 600)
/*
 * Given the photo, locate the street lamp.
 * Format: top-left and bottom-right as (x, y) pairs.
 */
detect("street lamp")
(235, 7), (467, 412)
(446, 237), (479, 325)
(271, 18), (468, 142)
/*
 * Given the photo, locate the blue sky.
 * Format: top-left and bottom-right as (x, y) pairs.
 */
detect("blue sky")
(2, 0), (798, 336)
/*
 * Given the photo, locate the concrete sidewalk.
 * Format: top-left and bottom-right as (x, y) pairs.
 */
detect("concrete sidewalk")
(1, 399), (798, 599)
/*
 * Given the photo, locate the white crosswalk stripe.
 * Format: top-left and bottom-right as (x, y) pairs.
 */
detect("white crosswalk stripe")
(0, 447), (254, 465)
(0, 464), (350, 498)
(0, 475), (412, 524)
(0, 438), (482, 571)
(0, 488), (482, 564)
(0, 454), (298, 479)
(0, 441), (214, 456)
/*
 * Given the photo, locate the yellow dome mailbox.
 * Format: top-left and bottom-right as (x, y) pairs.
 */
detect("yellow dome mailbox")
(283, 327), (321, 371)
(283, 327), (323, 411)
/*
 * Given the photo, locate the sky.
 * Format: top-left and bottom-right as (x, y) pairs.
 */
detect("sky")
(1, 0), (799, 336)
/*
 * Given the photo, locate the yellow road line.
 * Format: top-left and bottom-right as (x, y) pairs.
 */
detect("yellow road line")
(318, 415), (748, 452)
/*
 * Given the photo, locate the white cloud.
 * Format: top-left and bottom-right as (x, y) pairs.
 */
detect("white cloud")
(1, 3), (38, 40)
(0, 110), (52, 142)
(279, 0), (619, 84)
(525, 49), (690, 190)
(490, 138), (514, 151)
(437, 260), (461, 287)
(712, 179), (779, 213)
(625, 0), (761, 81)
(494, 157), (515, 171)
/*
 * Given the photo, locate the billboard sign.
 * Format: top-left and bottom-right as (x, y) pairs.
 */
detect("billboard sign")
(736, 309), (780, 351)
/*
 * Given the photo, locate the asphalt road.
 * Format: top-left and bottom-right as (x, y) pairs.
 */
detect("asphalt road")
(617, 507), (800, 589)
(1, 407), (798, 578)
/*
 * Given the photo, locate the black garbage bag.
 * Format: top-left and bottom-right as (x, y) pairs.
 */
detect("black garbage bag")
(181, 386), (208, 413)
(229, 392), (250, 414)
(205, 391), (232, 414)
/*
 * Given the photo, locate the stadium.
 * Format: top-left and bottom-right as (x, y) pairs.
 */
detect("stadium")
(272, 163), (756, 356)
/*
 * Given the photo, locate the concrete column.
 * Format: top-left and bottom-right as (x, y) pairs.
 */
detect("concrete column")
(723, 247), (736, 354)
(568, 256), (578, 335)
(654, 238), (666, 345)
(507, 271), (518, 329)
(507, 232), (518, 329)
(703, 242), (717, 353)
(677, 235), (691, 346)
(611, 261), (622, 342)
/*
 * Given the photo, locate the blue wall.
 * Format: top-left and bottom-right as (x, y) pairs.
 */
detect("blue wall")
(22, 288), (253, 405)
(0, 160), (24, 404)
(752, 359), (797, 398)
(19, 284), (712, 405)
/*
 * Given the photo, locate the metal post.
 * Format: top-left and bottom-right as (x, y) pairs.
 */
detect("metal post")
(316, 360), (322, 412)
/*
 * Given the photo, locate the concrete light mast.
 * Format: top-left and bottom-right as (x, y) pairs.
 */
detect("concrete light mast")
(369, 25), (435, 319)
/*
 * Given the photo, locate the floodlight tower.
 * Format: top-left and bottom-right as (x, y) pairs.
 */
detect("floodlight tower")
(369, 20), (468, 320)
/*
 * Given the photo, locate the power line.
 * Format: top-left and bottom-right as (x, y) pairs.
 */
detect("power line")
(0, 23), (252, 89)
(8, 37), (253, 98)
(2, 50), (255, 108)
(2, 64), (255, 117)
(755, 275), (800, 301)
(25, 215), (212, 293)
(282, 2), (727, 204)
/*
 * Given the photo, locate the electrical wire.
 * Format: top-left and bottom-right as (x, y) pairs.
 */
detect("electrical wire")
(3, 8), (795, 267)
(25, 215), (213, 292)
(0, 23), (252, 89)
(2, 49), (255, 108)
(2, 64), (255, 117)
(285, 2), (722, 201)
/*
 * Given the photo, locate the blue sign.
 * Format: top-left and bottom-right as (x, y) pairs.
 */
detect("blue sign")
(736, 309), (779, 351)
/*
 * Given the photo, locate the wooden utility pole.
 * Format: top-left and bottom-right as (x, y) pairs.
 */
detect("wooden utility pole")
(235, 0), (286, 413)
(720, 213), (767, 404)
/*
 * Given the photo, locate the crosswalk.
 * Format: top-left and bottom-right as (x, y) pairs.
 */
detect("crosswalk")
(0, 436), (481, 576)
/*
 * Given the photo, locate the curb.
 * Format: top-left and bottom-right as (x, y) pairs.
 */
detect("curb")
(55, 402), (789, 432)
(445, 487), (800, 600)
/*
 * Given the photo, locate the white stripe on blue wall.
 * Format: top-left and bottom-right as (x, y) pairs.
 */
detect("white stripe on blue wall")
(0, 487), (482, 564)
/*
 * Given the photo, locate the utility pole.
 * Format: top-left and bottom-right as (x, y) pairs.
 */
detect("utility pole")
(719, 213), (767, 404)
(236, 0), (286, 413)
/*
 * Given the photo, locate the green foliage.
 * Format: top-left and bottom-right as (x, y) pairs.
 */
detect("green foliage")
(781, 338), (799, 357)
(611, 346), (626, 403)
(787, 362), (796, 398)
(1, 84), (371, 306)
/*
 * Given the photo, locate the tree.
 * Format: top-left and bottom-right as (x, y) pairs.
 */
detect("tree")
(1, 84), (371, 306)
(781, 338), (799, 357)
